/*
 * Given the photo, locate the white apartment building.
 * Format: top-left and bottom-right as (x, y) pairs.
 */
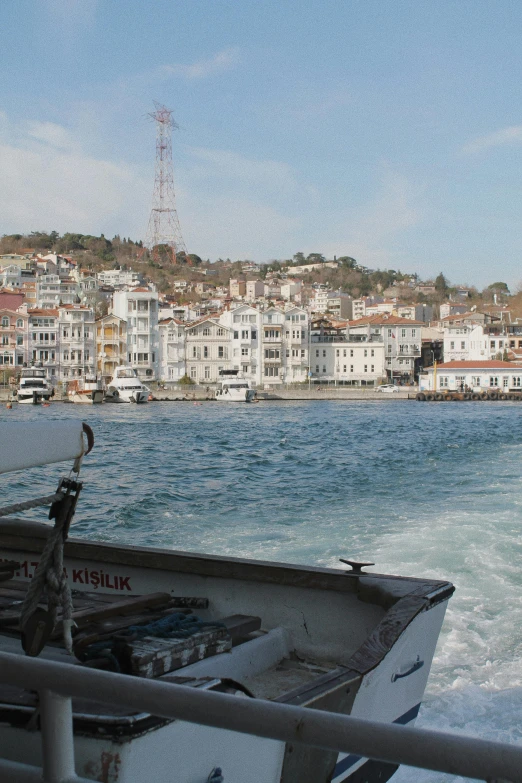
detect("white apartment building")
(97, 269), (142, 288)
(349, 315), (423, 382)
(310, 338), (385, 386)
(396, 303), (433, 323)
(280, 280), (302, 301)
(58, 304), (96, 382)
(443, 323), (515, 363)
(112, 288), (159, 381)
(219, 305), (262, 386)
(439, 303), (469, 320)
(283, 307), (309, 383)
(419, 360), (522, 392)
(261, 307), (285, 386)
(28, 308), (59, 382)
(36, 275), (78, 309)
(0, 265), (23, 289)
(245, 280), (265, 301)
(158, 318), (186, 382)
(185, 317), (230, 383)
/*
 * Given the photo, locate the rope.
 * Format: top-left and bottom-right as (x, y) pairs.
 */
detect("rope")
(20, 489), (80, 654)
(0, 492), (64, 518)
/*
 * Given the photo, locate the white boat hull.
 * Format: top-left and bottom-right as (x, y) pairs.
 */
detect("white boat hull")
(0, 526), (452, 783)
(215, 388), (257, 402)
(69, 390), (104, 404)
(16, 391), (52, 405)
(105, 389), (148, 403)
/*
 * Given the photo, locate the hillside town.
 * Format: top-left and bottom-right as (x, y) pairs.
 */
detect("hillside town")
(0, 249), (520, 392)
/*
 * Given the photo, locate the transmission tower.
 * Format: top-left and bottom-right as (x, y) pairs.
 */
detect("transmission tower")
(144, 102), (187, 264)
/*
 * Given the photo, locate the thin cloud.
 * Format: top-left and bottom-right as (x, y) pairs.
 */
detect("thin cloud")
(151, 48), (240, 82)
(462, 125), (522, 155)
(186, 147), (297, 191)
(27, 121), (75, 151)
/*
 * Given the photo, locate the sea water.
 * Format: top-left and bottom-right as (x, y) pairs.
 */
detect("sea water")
(2, 399), (522, 782)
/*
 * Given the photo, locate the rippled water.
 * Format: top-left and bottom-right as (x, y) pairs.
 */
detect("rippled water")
(2, 399), (522, 781)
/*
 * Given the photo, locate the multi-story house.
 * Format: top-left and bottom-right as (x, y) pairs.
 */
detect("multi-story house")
(282, 307), (309, 383)
(36, 275), (78, 309)
(349, 315), (423, 383)
(310, 331), (385, 386)
(279, 280), (302, 302)
(396, 304), (433, 323)
(219, 305), (262, 386)
(158, 318), (186, 382)
(0, 309), (29, 370)
(58, 304), (96, 382)
(245, 280), (264, 301)
(261, 307), (285, 386)
(185, 317), (230, 383)
(96, 314), (127, 384)
(111, 288), (159, 382)
(439, 302), (469, 320)
(28, 308), (59, 383)
(229, 279), (246, 298)
(97, 268), (142, 288)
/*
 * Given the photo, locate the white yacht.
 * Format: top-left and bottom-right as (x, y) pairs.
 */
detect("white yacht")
(104, 365), (150, 403)
(215, 369), (257, 402)
(16, 364), (53, 405)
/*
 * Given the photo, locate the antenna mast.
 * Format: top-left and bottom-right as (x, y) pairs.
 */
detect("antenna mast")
(144, 102), (187, 264)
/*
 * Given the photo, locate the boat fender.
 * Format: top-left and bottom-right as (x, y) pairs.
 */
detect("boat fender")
(480, 392), (489, 400)
(488, 392), (498, 401)
(434, 393), (443, 401)
(463, 393), (471, 400)
(416, 393), (426, 401)
(499, 393), (508, 400)
(471, 394), (480, 401)
(425, 393), (434, 401)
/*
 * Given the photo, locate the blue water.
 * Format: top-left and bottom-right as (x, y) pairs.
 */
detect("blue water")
(2, 399), (522, 781)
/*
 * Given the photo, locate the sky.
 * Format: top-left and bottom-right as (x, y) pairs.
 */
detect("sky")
(1, 0), (522, 287)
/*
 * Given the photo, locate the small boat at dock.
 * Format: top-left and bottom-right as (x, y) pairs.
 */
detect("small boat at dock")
(215, 369), (257, 402)
(104, 365), (150, 403)
(67, 376), (104, 404)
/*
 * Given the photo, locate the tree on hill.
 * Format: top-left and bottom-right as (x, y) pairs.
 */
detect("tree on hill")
(488, 282), (510, 294)
(435, 273), (448, 295)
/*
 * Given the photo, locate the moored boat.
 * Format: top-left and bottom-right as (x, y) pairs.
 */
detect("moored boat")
(0, 421), (454, 783)
(104, 365), (150, 403)
(16, 363), (53, 405)
(67, 376), (104, 404)
(215, 369), (257, 402)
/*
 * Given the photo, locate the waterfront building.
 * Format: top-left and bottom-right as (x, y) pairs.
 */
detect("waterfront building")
(158, 318), (186, 382)
(27, 308), (59, 383)
(419, 360), (522, 392)
(96, 314), (127, 384)
(261, 307), (285, 386)
(349, 314), (423, 383)
(111, 288), (160, 382)
(185, 316), (231, 383)
(0, 309), (29, 369)
(282, 306), (309, 383)
(311, 323), (385, 386)
(219, 304), (262, 386)
(57, 304), (96, 382)
(396, 303), (433, 323)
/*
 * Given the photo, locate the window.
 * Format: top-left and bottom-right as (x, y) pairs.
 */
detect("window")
(203, 327), (211, 336)
(204, 366), (210, 379)
(252, 330), (257, 340)
(1, 317), (8, 328)
(217, 328), (226, 336)
(401, 329), (407, 338)
(364, 365), (367, 372)
(316, 349), (319, 357)
(371, 349), (374, 357)
(350, 365), (354, 372)
(471, 376), (480, 386)
(242, 330), (249, 339)
(264, 366), (279, 377)
(203, 346), (209, 358)
(16, 319), (23, 328)
(234, 331), (239, 339)
(364, 349), (367, 357)
(371, 365), (374, 372)
(450, 341), (455, 349)
(440, 376), (448, 388)
(218, 346), (225, 358)
(322, 365), (326, 373)
(489, 376), (499, 387)
(513, 377), (521, 387)
(461, 342), (466, 350)
(490, 341), (495, 349)
(412, 329), (417, 337)
(336, 349), (340, 356)
(503, 377), (509, 388)
(264, 349), (280, 359)
(343, 365), (347, 372)
(16, 335), (23, 345)
(190, 367), (197, 379)
(242, 347), (249, 356)
(322, 350), (326, 357)
(350, 349), (354, 357)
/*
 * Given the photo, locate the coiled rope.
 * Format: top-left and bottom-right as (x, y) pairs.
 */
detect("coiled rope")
(17, 479), (82, 654)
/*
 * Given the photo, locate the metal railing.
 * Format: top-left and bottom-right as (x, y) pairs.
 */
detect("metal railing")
(0, 651), (519, 782)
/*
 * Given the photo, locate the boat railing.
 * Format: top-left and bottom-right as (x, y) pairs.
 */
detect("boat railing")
(0, 650), (520, 783)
